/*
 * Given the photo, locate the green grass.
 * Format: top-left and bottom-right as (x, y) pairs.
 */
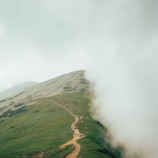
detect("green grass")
(50, 90), (123, 158)
(0, 98), (73, 158)
(0, 90), (123, 158)
(43, 145), (74, 158)
(0, 106), (27, 118)
(0, 106), (7, 113)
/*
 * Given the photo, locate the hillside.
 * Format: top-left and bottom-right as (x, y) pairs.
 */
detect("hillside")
(0, 81), (38, 101)
(0, 70), (123, 158)
(0, 70), (87, 108)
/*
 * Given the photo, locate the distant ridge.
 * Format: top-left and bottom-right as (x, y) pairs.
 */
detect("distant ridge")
(0, 81), (38, 101)
(0, 70), (88, 108)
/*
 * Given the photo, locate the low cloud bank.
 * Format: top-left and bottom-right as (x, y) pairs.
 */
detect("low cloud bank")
(86, 0), (158, 157)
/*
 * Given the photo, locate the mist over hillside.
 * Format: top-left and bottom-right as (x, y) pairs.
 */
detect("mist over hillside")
(0, 70), (87, 108)
(0, 70), (123, 158)
(0, 1), (157, 157)
(0, 81), (38, 101)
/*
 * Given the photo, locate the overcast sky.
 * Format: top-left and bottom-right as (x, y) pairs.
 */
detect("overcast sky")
(1, 1), (158, 157)
(0, 0), (157, 91)
(0, 0), (96, 91)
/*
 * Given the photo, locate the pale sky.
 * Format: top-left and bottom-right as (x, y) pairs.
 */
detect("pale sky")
(0, 0), (157, 91)
(0, 0), (95, 90)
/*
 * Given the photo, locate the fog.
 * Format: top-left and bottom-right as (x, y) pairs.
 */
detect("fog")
(86, 0), (158, 157)
(0, 0), (88, 91)
(0, 1), (158, 157)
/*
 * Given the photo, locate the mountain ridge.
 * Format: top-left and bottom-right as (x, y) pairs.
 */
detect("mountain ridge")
(0, 70), (87, 108)
(0, 81), (38, 101)
(0, 69), (123, 158)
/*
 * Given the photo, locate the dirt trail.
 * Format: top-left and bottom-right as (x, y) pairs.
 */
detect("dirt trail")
(32, 100), (85, 158)
(50, 100), (85, 158)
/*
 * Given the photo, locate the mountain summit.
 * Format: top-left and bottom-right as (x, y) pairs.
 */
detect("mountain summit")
(0, 70), (123, 158)
(0, 70), (87, 108)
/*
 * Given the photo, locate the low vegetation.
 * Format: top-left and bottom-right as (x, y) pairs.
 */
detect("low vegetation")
(51, 90), (123, 158)
(0, 89), (123, 158)
(43, 145), (74, 158)
(0, 98), (73, 158)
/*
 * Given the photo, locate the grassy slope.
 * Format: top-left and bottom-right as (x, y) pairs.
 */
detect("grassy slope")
(0, 98), (73, 158)
(51, 91), (123, 158)
(43, 145), (74, 158)
(0, 90), (123, 158)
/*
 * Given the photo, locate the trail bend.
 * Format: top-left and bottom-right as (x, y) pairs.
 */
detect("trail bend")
(32, 99), (85, 158)
(50, 100), (85, 158)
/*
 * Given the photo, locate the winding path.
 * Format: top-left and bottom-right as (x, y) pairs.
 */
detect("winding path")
(50, 100), (85, 158)
(32, 99), (85, 158)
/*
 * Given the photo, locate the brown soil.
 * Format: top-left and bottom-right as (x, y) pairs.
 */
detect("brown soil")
(51, 100), (85, 158)
(32, 99), (85, 158)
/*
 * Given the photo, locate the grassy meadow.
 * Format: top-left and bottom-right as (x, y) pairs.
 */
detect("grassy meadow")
(0, 97), (73, 157)
(0, 90), (123, 158)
